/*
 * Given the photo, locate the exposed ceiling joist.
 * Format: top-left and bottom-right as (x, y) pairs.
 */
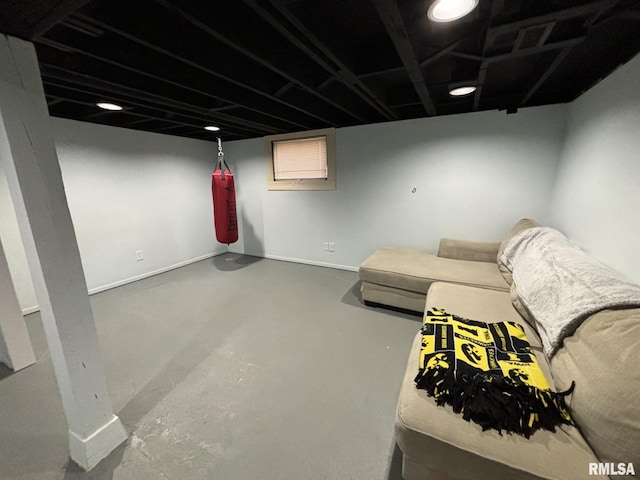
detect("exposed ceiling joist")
(420, 40), (463, 68)
(41, 68), (283, 135)
(1, 0), (637, 142)
(67, 8), (337, 128)
(150, 0), (374, 124)
(512, 22), (556, 52)
(519, 46), (576, 106)
(473, 0), (503, 111)
(243, 0), (397, 121)
(36, 33), (318, 131)
(372, 0), (436, 116)
(488, 37), (585, 63)
(35, 2), (90, 38)
(0, 0), (89, 39)
(487, 0), (616, 47)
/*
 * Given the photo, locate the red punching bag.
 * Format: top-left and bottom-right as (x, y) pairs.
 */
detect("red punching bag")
(211, 138), (238, 244)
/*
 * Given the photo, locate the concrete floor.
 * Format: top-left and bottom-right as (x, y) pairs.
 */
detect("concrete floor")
(0, 254), (421, 479)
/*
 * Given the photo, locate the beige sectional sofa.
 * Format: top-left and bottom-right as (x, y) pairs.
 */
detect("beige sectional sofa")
(360, 219), (640, 479)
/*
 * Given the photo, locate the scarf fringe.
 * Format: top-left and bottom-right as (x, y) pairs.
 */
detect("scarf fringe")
(415, 366), (575, 438)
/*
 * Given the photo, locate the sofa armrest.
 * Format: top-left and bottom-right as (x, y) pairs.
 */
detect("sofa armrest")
(437, 238), (500, 263)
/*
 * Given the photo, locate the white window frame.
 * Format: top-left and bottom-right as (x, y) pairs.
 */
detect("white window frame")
(264, 127), (336, 191)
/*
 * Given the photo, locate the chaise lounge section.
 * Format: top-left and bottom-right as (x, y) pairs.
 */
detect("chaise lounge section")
(358, 222), (537, 313)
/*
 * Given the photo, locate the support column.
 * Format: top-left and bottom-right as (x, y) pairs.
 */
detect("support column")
(0, 35), (126, 470)
(0, 234), (36, 371)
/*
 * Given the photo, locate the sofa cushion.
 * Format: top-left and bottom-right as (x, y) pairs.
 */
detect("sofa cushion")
(359, 247), (509, 294)
(437, 238), (501, 263)
(425, 282), (544, 354)
(395, 282), (603, 480)
(550, 308), (640, 467)
(497, 218), (539, 284)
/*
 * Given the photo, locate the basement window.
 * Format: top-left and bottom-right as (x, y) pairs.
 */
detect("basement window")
(265, 128), (336, 191)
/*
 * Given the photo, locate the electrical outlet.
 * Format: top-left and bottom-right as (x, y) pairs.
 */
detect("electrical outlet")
(135, 250), (144, 261)
(328, 242), (335, 252)
(323, 242), (329, 251)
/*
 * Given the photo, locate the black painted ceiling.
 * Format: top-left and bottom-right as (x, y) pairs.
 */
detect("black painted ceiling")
(1, 0), (640, 142)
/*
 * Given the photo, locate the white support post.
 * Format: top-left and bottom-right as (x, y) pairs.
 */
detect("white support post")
(0, 35), (127, 470)
(0, 234), (36, 371)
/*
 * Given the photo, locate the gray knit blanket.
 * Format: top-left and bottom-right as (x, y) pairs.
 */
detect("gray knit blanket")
(499, 227), (640, 356)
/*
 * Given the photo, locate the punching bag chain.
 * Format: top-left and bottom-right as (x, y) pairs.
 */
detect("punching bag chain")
(217, 137), (226, 180)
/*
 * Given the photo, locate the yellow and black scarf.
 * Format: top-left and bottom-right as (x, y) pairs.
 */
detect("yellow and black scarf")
(415, 309), (574, 438)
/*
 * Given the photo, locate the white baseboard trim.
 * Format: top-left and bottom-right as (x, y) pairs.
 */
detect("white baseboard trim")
(21, 305), (40, 315)
(22, 249), (227, 315)
(23, 249), (358, 315)
(68, 414), (127, 471)
(87, 250), (227, 295)
(227, 249), (359, 273)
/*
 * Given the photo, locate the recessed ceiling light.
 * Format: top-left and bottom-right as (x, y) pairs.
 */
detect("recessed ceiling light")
(428, 0), (479, 23)
(96, 102), (123, 111)
(449, 85), (477, 96)
(204, 125), (220, 132)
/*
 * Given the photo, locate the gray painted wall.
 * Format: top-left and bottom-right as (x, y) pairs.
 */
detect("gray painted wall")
(227, 105), (568, 270)
(550, 53), (640, 284)
(0, 118), (226, 311)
